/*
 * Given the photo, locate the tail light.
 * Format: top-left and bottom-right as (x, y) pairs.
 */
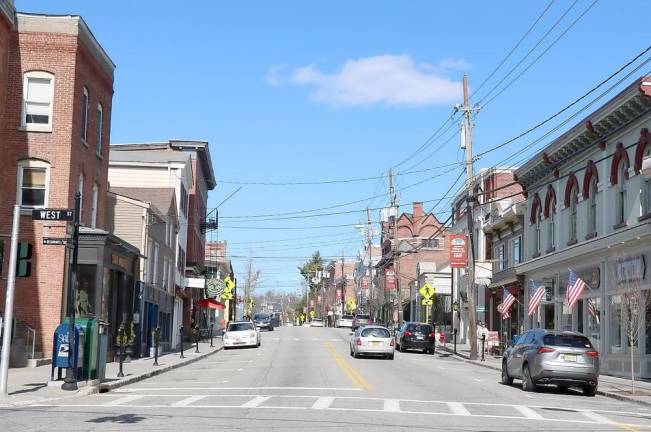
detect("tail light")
(586, 351), (599, 358)
(355, 338), (362, 346)
(390, 338), (395, 347)
(538, 346), (555, 354)
(404, 331), (412, 337)
(428, 332), (436, 339)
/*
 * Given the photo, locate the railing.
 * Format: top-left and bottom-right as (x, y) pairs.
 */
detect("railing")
(14, 320), (36, 359)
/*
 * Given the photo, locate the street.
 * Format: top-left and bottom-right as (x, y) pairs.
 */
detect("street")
(1, 326), (649, 431)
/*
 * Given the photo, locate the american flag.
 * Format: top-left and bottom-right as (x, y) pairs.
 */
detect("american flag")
(566, 270), (588, 310)
(497, 303), (510, 319)
(528, 280), (546, 317)
(500, 288), (516, 320)
(587, 298), (599, 324)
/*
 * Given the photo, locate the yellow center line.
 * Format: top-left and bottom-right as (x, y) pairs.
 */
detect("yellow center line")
(323, 341), (373, 391)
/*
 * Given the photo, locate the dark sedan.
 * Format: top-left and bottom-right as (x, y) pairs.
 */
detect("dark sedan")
(396, 322), (435, 354)
(253, 313), (274, 331)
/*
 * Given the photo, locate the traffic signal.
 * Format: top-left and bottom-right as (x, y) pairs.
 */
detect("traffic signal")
(16, 242), (32, 277)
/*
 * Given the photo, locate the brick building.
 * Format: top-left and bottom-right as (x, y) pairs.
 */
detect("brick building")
(376, 202), (451, 325)
(0, 9), (120, 361)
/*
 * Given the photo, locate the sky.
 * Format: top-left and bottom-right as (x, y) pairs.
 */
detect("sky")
(19, 0), (651, 295)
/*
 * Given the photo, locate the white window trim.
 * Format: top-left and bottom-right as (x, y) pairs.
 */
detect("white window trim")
(91, 183), (98, 228)
(16, 159), (50, 210)
(617, 162), (627, 225)
(21, 71), (55, 132)
(81, 87), (89, 145)
(153, 242), (159, 286)
(96, 103), (103, 157)
(569, 188), (578, 241)
(78, 173), (84, 224)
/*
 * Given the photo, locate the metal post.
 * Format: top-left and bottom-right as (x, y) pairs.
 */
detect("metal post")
(210, 323), (214, 347)
(195, 328), (199, 353)
(0, 205), (21, 397)
(481, 334), (486, 362)
(153, 327), (160, 366)
(117, 324), (125, 378)
(453, 328), (457, 354)
(62, 193), (81, 391)
(179, 326), (185, 358)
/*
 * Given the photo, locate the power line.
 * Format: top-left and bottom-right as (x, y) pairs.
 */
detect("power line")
(471, 0), (556, 98)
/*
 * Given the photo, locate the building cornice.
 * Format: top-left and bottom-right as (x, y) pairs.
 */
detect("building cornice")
(515, 77), (651, 191)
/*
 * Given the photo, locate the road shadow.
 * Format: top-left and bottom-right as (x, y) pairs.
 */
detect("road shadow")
(87, 414), (147, 424)
(9, 383), (47, 395)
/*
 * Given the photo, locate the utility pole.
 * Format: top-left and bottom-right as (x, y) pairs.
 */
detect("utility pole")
(340, 250), (345, 317)
(366, 208), (373, 318)
(388, 169), (401, 327)
(461, 74), (479, 360)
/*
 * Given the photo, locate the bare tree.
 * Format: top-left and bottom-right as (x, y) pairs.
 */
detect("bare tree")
(612, 256), (651, 395)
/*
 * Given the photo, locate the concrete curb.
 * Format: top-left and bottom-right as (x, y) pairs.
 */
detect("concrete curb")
(0, 345), (223, 407)
(439, 346), (651, 408)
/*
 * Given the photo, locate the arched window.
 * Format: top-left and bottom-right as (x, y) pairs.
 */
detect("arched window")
(78, 172), (84, 223)
(22, 71), (55, 131)
(616, 161), (627, 225)
(569, 185), (578, 243)
(642, 144), (651, 216)
(81, 87), (89, 144)
(16, 159), (50, 208)
(96, 103), (104, 156)
(588, 176), (598, 235)
(548, 198), (556, 250)
(535, 207), (542, 255)
(91, 183), (99, 228)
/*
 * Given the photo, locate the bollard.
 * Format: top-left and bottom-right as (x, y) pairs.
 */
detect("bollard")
(194, 327), (200, 353)
(481, 334), (486, 362)
(117, 324), (125, 378)
(179, 326), (185, 359)
(210, 323), (214, 348)
(153, 327), (161, 366)
(453, 328), (457, 354)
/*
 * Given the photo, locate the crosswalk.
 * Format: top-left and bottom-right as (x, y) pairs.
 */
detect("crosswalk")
(32, 393), (651, 428)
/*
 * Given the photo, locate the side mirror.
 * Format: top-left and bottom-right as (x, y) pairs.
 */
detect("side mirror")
(349, 332), (354, 336)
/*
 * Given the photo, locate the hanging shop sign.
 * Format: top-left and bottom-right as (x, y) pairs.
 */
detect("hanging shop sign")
(385, 267), (396, 290)
(616, 256), (646, 283)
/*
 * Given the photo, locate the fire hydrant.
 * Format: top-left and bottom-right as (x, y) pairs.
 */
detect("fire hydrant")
(439, 332), (446, 348)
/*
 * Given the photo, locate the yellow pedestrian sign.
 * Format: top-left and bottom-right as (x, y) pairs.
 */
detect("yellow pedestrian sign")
(419, 283), (435, 299)
(422, 298), (433, 306)
(345, 299), (356, 312)
(309, 310), (316, 319)
(224, 276), (235, 290)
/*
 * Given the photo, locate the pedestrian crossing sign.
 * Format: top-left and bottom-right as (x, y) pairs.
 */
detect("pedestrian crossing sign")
(419, 283), (435, 299)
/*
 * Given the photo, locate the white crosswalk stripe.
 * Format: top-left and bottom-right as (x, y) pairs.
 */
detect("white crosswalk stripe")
(171, 396), (206, 407)
(241, 396), (271, 408)
(447, 402), (471, 416)
(100, 395), (145, 406)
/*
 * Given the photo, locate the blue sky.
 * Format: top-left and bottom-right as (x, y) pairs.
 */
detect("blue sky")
(20, 0), (651, 294)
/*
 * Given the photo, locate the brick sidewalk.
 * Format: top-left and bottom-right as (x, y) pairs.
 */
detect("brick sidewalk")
(0, 340), (223, 407)
(439, 342), (651, 407)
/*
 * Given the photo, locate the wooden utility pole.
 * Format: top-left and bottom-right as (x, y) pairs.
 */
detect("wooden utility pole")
(388, 169), (401, 326)
(462, 74), (478, 360)
(366, 207), (373, 318)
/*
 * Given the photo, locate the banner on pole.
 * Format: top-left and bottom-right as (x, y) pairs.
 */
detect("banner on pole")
(449, 234), (468, 268)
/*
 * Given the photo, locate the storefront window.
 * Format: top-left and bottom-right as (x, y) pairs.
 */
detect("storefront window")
(586, 297), (601, 351)
(609, 295), (622, 354)
(76, 265), (97, 316)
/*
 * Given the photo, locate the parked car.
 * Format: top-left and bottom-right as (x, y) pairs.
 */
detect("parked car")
(310, 318), (325, 327)
(396, 322), (435, 354)
(270, 312), (281, 328)
(336, 314), (354, 328)
(223, 321), (260, 349)
(253, 313), (274, 331)
(350, 325), (395, 359)
(501, 329), (599, 396)
(352, 313), (371, 330)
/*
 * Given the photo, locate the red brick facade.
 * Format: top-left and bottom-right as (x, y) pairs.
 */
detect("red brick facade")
(0, 13), (114, 357)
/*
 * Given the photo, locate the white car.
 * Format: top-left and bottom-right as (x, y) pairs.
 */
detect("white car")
(310, 318), (325, 327)
(336, 315), (354, 328)
(223, 321), (260, 349)
(350, 325), (395, 360)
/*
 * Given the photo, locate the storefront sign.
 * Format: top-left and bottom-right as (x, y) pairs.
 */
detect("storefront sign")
(187, 278), (206, 289)
(385, 267), (396, 290)
(449, 234), (468, 268)
(616, 256), (646, 283)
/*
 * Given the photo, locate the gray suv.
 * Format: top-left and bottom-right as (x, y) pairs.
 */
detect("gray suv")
(501, 329), (599, 396)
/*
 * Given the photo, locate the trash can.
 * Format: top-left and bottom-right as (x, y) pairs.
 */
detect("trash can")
(51, 323), (84, 381)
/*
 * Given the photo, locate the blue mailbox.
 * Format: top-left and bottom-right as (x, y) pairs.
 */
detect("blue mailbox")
(51, 323), (85, 381)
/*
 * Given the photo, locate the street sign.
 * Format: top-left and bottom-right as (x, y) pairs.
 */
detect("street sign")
(476, 306), (486, 313)
(224, 276), (235, 290)
(31, 209), (74, 221)
(449, 234), (468, 268)
(422, 298), (433, 306)
(43, 237), (70, 246)
(309, 310), (316, 318)
(419, 283), (435, 299)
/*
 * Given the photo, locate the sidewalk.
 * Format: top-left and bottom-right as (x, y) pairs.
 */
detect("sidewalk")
(0, 340), (223, 407)
(439, 342), (651, 407)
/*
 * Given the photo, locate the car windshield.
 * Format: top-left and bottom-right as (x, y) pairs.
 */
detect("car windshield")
(543, 334), (593, 349)
(228, 323), (255, 332)
(253, 314), (269, 320)
(361, 327), (390, 338)
(342, 315), (354, 319)
(406, 324), (432, 333)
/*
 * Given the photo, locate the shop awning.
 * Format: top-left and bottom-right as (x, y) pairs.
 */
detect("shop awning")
(196, 298), (226, 310)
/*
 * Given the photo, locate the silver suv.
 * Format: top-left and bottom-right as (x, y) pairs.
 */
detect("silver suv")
(501, 329), (599, 396)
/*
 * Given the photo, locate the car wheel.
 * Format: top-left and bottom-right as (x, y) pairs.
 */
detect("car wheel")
(522, 365), (535, 392)
(269, 327), (274, 332)
(501, 361), (513, 386)
(350, 348), (354, 357)
(583, 384), (597, 397)
(353, 351), (360, 359)
(399, 343), (405, 353)
(428, 348), (435, 355)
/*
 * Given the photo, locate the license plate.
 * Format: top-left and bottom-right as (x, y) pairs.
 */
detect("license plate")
(371, 341), (381, 346)
(564, 354), (577, 362)
(416, 336), (424, 340)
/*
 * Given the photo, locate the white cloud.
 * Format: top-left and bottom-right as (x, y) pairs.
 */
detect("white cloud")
(283, 54), (464, 107)
(265, 65), (287, 87)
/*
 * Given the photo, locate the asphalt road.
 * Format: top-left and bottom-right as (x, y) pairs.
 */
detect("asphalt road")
(1, 326), (650, 431)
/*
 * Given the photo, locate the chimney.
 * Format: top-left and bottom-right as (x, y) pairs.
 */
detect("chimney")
(413, 202), (423, 222)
